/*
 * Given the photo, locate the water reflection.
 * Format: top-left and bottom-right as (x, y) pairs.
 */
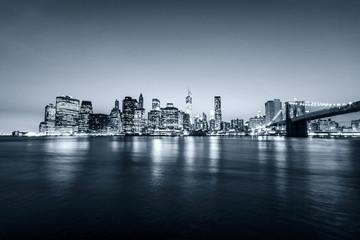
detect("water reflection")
(43, 138), (89, 195)
(209, 137), (219, 173)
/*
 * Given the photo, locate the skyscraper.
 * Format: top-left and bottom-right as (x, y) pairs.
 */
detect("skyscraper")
(78, 101), (93, 133)
(134, 108), (146, 133)
(44, 103), (56, 134)
(265, 99), (282, 124)
(122, 96), (137, 133)
(55, 95), (80, 134)
(161, 103), (179, 129)
(214, 96), (222, 131)
(186, 89), (192, 124)
(152, 98), (160, 110)
(109, 99), (122, 134)
(139, 93), (144, 109)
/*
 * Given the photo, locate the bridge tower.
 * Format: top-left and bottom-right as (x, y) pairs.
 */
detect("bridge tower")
(285, 102), (308, 137)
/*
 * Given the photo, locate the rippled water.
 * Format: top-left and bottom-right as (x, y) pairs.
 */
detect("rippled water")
(0, 136), (359, 239)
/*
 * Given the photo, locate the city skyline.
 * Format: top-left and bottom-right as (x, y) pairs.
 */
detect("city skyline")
(1, 0), (360, 132)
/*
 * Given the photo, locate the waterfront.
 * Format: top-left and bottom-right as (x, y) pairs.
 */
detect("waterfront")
(0, 136), (359, 239)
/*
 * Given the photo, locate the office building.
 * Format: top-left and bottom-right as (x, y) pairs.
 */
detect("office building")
(55, 95), (80, 134)
(214, 96), (222, 131)
(134, 108), (146, 133)
(186, 89), (192, 124)
(109, 99), (122, 134)
(161, 103), (179, 129)
(122, 97), (137, 133)
(265, 99), (282, 124)
(78, 101), (93, 133)
(89, 114), (110, 133)
(44, 103), (56, 134)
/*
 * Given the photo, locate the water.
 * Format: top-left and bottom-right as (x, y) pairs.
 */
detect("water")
(0, 136), (359, 239)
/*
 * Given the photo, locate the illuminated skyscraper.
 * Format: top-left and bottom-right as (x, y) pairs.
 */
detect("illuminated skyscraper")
(202, 112), (208, 131)
(214, 96), (222, 131)
(186, 89), (192, 124)
(89, 114), (110, 133)
(78, 101), (93, 133)
(109, 99), (122, 134)
(161, 103), (179, 129)
(122, 97), (137, 133)
(265, 99), (282, 124)
(139, 93), (144, 109)
(134, 108), (146, 133)
(55, 95), (80, 134)
(152, 98), (160, 110)
(44, 103), (56, 134)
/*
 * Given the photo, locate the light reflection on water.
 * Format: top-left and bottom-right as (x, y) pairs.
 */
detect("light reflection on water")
(0, 136), (359, 239)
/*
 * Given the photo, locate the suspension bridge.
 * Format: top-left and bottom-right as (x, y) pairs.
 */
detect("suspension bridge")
(267, 100), (360, 137)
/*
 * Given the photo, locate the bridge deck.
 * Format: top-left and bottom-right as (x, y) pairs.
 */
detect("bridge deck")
(270, 101), (360, 125)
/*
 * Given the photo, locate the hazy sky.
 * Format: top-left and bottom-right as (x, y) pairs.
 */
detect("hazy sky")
(1, 0), (360, 132)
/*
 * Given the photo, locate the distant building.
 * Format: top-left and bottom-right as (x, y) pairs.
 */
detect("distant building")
(265, 99), (282, 124)
(249, 112), (265, 129)
(351, 119), (360, 131)
(202, 112), (208, 131)
(209, 119), (215, 131)
(78, 101), (93, 133)
(317, 119), (339, 132)
(44, 103), (56, 134)
(178, 111), (184, 130)
(161, 103), (178, 129)
(152, 98), (160, 111)
(138, 93), (144, 109)
(134, 108), (146, 133)
(122, 97), (137, 133)
(221, 121), (230, 131)
(214, 96), (222, 131)
(109, 99), (122, 134)
(148, 110), (162, 130)
(39, 122), (46, 134)
(183, 113), (191, 131)
(231, 118), (244, 130)
(55, 95), (80, 134)
(194, 114), (202, 131)
(186, 89), (193, 124)
(89, 114), (109, 133)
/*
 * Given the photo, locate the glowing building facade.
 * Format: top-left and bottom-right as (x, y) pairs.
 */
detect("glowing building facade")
(214, 96), (222, 131)
(186, 89), (192, 124)
(109, 99), (122, 134)
(55, 95), (80, 134)
(44, 103), (56, 134)
(161, 103), (179, 129)
(78, 101), (93, 133)
(122, 97), (137, 133)
(265, 99), (282, 124)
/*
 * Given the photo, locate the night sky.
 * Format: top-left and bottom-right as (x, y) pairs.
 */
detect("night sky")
(1, 0), (360, 133)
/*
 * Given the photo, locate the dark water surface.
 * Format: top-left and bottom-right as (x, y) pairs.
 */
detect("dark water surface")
(0, 136), (359, 239)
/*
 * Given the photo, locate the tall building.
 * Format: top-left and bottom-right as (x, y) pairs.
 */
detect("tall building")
(55, 95), (80, 134)
(351, 119), (360, 131)
(78, 101), (93, 133)
(44, 103), (56, 134)
(152, 98), (160, 110)
(202, 112), (208, 131)
(186, 89), (192, 124)
(109, 99), (122, 134)
(122, 97), (137, 133)
(148, 110), (162, 130)
(161, 103), (179, 129)
(178, 110), (184, 130)
(134, 108), (146, 133)
(231, 118), (244, 130)
(183, 113), (191, 131)
(214, 96), (222, 131)
(194, 114), (202, 130)
(89, 114), (110, 133)
(139, 93), (144, 109)
(39, 122), (46, 134)
(249, 111), (265, 129)
(209, 119), (215, 131)
(209, 109), (215, 120)
(265, 99), (282, 124)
